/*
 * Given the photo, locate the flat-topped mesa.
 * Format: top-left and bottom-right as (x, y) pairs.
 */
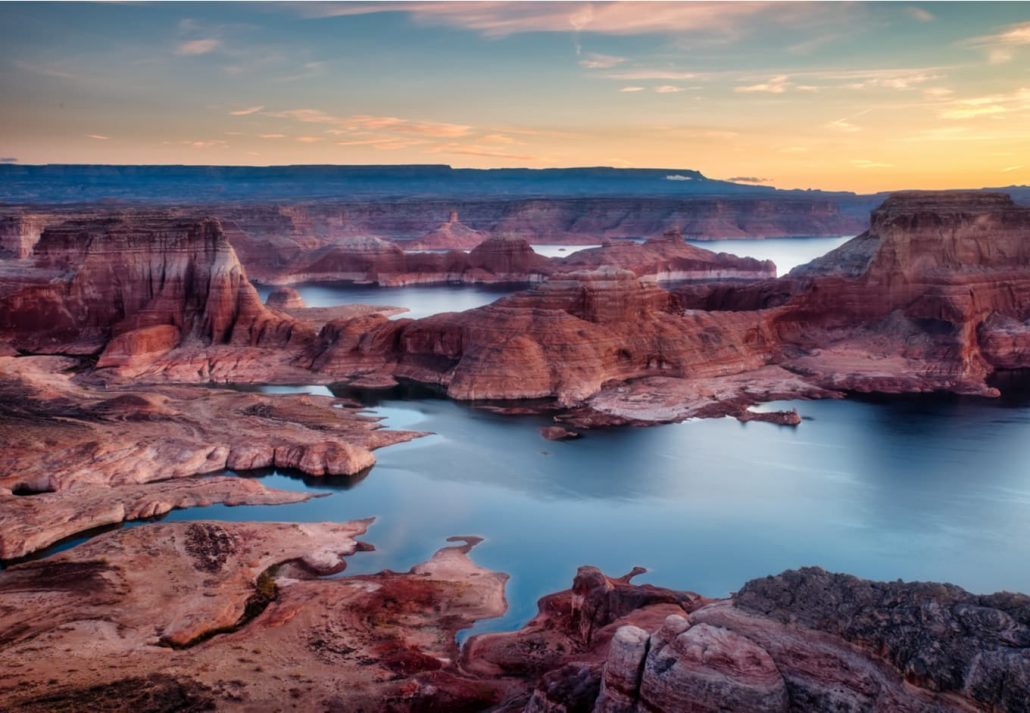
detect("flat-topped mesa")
(316, 268), (775, 406)
(783, 191), (1030, 324)
(295, 235), (410, 281)
(466, 234), (552, 280)
(278, 233), (551, 286)
(757, 191), (1030, 395)
(794, 191), (1030, 283)
(0, 215), (302, 358)
(558, 228), (776, 282)
(499, 267), (679, 323)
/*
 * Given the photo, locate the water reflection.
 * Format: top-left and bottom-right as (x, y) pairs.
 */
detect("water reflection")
(530, 244), (600, 258)
(254, 283), (525, 320)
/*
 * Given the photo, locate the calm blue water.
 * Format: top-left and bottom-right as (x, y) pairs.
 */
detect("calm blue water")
(530, 244), (600, 258)
(151, 382), (1030, 639)
(687, 236), (852, 275)
(254, 282), (525, 320)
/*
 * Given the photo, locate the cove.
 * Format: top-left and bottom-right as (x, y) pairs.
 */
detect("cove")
(156, 381), (1030, 639)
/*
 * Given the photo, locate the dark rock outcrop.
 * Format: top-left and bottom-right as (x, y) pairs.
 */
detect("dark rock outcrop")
(468, 566), (1030, 712)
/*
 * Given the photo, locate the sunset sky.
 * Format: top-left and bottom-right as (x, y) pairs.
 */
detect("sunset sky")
(1, 1), (1029, 192)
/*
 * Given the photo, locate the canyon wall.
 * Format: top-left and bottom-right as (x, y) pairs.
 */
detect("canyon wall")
(0, 215), (305, 356)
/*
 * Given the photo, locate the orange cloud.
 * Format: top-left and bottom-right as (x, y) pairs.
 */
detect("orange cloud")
(176, 38), (220, 56)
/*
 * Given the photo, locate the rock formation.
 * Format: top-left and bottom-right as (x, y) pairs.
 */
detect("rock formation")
(0, 215), (304, 359)
(0, 523), (511, 712)
(5, 529), (1023, 712)
(266, 231), (770, 288)
(0, 354), (423, 559)
(308, 191), (1030, 425)
(558, 229), (775, 282)
(409, 209), (487, 250)
(7, 192), (1026, 428)
(467, 565), (1030, 712)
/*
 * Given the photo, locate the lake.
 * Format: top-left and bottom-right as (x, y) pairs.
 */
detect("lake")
(39, 233), (1030, 641)
(686, 236), (852, 275)
(254, 282), (526, 320)
(153, 380), (1030, 639)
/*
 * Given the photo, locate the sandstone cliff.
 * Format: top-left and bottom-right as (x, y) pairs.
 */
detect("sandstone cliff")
(0, 215), (306, 360)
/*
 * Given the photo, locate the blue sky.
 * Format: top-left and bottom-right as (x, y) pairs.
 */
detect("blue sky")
(2, 2), (1029, 191)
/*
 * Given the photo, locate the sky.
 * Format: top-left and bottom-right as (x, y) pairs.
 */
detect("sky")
(1, 1), (1029, 193)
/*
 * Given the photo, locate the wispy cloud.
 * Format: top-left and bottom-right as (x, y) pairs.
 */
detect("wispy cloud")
(607, 69), (699, 81)
(266, 108), (472, 138)
(939, 88), (1030, 120)
(295, 136), (323, 143)
(229, 105), (264, 116)
(963, 21), (1030, 64)
(735, 74), (790, 94)
(301, 2), (779, 38)
(427, 141), (544, 162)
(579, 52), (625, 69)
(1002, 165), (1024, 173)
(655, 85), (682, 94)
(620, 86), (645, 93)
(825, 109), (872, 133)
(336, 137), (427, 150)
(15, 61), (77, 80)
(258, 133), (286, 139)
(177, 139), (228, 149)
(85, 134), (110, 141)
(0, 157), (18, 164)
(842, 71), (940, 90)
(851, 159), (893, 169)
(480, 133), (518, 144)
(727, 176), (770, 183)
(176, 38), (221, 56)
(965, 21), (1030, 47)
(906, 7), (935, 23)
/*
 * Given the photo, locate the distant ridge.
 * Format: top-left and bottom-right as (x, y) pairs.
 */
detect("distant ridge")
(0, 163), (858, 203)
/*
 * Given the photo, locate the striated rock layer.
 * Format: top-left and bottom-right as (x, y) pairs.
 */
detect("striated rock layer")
(0, 215), (306, 357)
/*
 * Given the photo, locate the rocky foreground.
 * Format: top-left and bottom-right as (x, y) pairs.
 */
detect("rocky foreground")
(0, 521), (1026, 712)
